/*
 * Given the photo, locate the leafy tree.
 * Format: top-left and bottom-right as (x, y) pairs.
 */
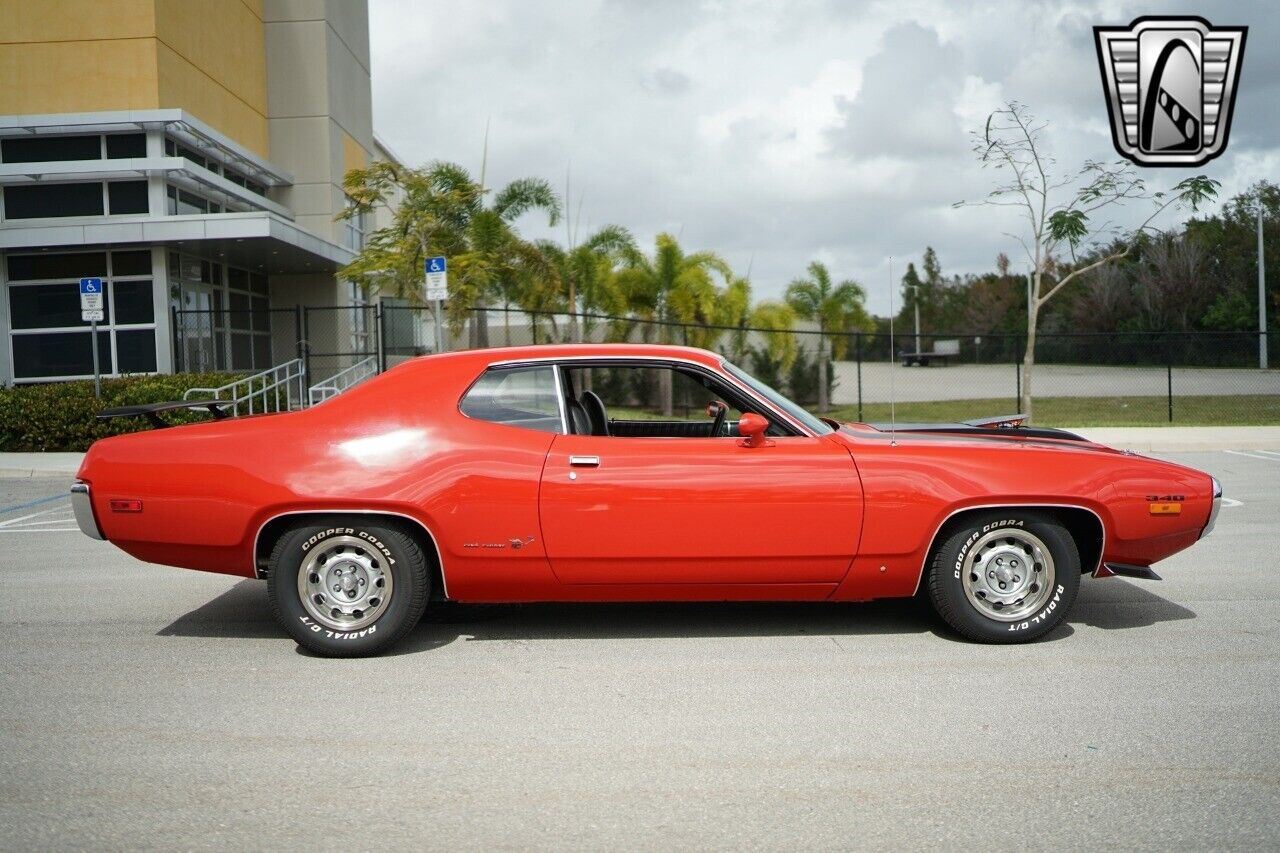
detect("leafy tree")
(784, 260), (874, 412)
(339, 160), (562, 344)
(614, 232), (732, 339)
(745, 300), (798, 374)
(614, 233), (732, 412)
(956, 101), (1218, 416)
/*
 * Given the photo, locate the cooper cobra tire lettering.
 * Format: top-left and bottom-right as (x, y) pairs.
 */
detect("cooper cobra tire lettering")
(928, 511), (1081, 644)
(269, 516), (430, 657)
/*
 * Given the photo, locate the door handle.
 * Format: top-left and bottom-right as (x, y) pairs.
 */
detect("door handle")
(568, 455), (601, 467)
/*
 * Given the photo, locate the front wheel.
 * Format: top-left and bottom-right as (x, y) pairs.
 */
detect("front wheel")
(267, 518), (430, 657)
(927, 510), (1081, 643)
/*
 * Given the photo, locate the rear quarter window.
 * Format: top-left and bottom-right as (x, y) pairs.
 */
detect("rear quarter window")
(459, 366), (563, 433)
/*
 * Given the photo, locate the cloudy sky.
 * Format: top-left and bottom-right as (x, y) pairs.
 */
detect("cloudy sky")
(369, 1), (1277, 314)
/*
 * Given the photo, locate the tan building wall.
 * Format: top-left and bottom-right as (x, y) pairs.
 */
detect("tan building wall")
(265, 0), (374, 244)
(0, 0), (269, 156)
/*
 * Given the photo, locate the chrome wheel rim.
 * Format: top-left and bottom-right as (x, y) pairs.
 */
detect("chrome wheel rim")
(297, 535), (392, 632)
(961, 528), (1055, 622)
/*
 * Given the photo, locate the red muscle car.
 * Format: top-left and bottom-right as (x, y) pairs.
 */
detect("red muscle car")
(71, 344), (1222, 656)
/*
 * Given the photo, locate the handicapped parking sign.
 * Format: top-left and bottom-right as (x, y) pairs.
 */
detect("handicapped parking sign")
(79, 278), (104, 316)
(424, 256), (448, 301)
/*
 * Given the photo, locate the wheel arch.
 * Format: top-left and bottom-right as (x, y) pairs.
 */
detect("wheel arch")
(253, 509), (449, 600)
(912, 503), (1106, 595)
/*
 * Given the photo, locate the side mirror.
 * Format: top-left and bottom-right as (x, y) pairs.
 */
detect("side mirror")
(738, 413), (769, 447)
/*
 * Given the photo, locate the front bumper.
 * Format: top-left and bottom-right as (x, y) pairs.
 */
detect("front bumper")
(1200, 477), (1223, 539)
(70, 482), (104, 540)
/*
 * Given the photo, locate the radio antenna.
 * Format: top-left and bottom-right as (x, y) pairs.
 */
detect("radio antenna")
(888, 256), (896, 447)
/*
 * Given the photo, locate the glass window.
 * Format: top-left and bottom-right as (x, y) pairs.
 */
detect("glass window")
(4, 183), (103, 218)
(105, 134), (146, 159)
(115, 329), (157, 373)
(8, 252), (106, 281)
(174, 188), (206, 215)
(229, 292), (250, 329)
(723, 359), (833, 435)
(111, 250), (151, 277)
(9, 283), (107, 329)
(460, 366), (562, 433)
(228, 268), (249, 291)
(251, 296), (270, 332)
(113, 281), (154, 324)
(167, 140), (207, 169)
(560, 365), (748, 437)
(108, 181), (148, 214)
(12, 331), (112, 379)
(249, 273), (268, 296)
(2, 135), (101, 163)
(231, 334), (252, 368)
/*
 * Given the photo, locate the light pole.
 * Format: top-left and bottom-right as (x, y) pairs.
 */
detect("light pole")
(1259, 205), (1268, 370)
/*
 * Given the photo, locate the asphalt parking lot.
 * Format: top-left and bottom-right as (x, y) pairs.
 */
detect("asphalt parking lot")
(1, 450), (1276, 851)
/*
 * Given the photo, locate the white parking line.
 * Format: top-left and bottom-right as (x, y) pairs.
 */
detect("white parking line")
(0, 525), (78, 532)
(1224, 450), (1280, 463)
(0, 507), (65, 528)
(1255, 450), (1280, 458)
(0, 503), (78, 534)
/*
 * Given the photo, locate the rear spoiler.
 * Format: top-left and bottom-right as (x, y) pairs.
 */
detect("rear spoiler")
(97, 399), (234, 429)
(962, 413), (1029, 429)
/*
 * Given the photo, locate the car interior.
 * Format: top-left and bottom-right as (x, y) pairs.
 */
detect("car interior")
(560, 363), (788, 438)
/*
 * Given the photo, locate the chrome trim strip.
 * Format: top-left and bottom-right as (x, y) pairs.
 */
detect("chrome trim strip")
(568, 455), (601, 467)
(1201, 477), (1223, 539)
(251, 509), (449, 597)
(488, 353), (814, 437)
(909, 502), (1107, 595)
(552, 363), (570, 435)
(70, 482), (104, 540)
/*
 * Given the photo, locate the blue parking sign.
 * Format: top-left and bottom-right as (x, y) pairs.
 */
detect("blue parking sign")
(80, 277), (102, 294)
(426, 256), (446, 274)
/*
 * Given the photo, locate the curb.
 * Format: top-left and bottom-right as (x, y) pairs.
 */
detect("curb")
(0, 468), (81, 479)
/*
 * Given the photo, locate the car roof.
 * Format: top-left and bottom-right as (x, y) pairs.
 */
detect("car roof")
(413, 343), (726, 370)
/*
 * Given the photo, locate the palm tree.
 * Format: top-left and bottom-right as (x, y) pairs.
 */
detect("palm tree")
(614, 233), (732, 341)
(542, 224), (637, 342)
(339, 160), (561, 347)
(613, 233), (733, 413)
(785, 261), (874, 413)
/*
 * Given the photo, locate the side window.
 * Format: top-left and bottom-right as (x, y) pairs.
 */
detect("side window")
(563, 364), (749, 438)
(460, 366), (563, 433)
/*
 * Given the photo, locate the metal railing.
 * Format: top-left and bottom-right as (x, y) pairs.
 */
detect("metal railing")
(184, 358), (306, 416)
(308, 356), (378, 406)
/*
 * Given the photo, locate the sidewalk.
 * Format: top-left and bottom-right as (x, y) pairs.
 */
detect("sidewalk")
(2, 426), (1278, 477)
(0, 453), (86, 478)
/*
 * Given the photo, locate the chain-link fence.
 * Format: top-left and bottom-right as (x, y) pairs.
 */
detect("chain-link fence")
(174, 304), (1279, 425)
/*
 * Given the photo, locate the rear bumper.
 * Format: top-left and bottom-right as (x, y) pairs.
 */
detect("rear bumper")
(1201, 477), (1223, 539)
(70, 482), (104, 540)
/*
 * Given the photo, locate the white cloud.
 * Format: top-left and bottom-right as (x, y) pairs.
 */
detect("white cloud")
(369, 0), (1279, 316)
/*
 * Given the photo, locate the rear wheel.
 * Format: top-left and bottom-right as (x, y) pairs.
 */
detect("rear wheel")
(927, 510), (1080, 643)
(267, 518), (430, 657)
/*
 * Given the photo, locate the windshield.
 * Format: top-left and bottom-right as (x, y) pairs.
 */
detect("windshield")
(721, 359), (834, 435)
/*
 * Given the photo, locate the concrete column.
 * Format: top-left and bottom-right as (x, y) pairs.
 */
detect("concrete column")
(0, 252), (11, 386)
(151, 246), (174, 374)
(146, 126), (168, 217)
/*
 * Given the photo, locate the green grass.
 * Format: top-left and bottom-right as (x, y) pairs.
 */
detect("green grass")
(826, 395), (1280, 427)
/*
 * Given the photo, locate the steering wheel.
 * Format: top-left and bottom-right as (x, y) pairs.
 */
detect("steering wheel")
(706, 400), (728, 437)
